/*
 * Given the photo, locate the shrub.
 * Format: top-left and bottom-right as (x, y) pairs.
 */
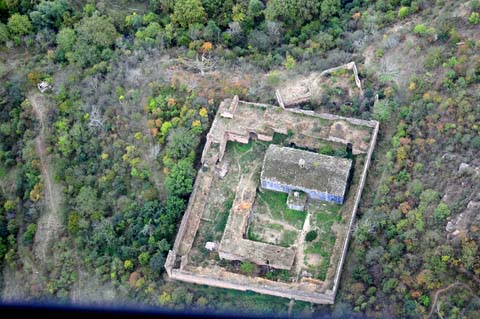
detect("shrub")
(471, 0), (480, 10)
(266, 70), (281, 87)
(284, 53), (296, 70)
(413, 24), (435, 37)
(434, 202), (451, 221)
(413, 24), (427, 35)
(471, 136), (480, 150)
(372, 100), (391, 121)
(468, 12), (480, 25)
(408, 179), (424, 198)
(7, 14), (33, 37)
(382, 278), (398, 293)
(0, 23), (9, 44)
(305, 230), (318, 242)
(22, 223), (37, 244)
(398, 7), (409, 19)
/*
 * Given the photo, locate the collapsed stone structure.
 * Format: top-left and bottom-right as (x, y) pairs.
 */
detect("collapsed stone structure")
(218, 177), (296, 270)
(202, 93), (371, 169)
(276, 62), (362, 108)
(261, 145), (352, 204)
(165, 69), (379, 304)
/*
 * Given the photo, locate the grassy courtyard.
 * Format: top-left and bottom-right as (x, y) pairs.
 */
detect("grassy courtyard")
(304, 201), (343, 280)
(247, 189), (306, 248)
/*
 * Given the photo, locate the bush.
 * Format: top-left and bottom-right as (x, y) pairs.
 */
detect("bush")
(468, 12), (480, 25)
(382, 278), (398, 293)
(305, 230), (318, 242)
(434, 202), (451, 221)
(372, 100), (391, 121)
(413, 24), (436, 38)
(408, 179), (424, 197)
(471, 136), (480, 150)
(0, 23), (9, 44)
(413, 24), (427, 35)
(22, 223), (37, 244)
(398, 7), (409, 19)
(7, 14), (33, 37)
(266, 71), (281, 87)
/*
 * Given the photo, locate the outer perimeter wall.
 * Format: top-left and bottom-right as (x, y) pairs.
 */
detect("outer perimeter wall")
(165, 96), (379, 304)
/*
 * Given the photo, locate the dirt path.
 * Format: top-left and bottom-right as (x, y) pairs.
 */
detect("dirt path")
(29, 93), (63, 264)
(426, 282), (480, 319)
(295, 211), (311, 278)
(253, 213), (298, 232)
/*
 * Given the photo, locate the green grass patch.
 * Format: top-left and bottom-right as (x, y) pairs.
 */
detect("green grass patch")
(315, 203), (342, 225)
(280, 230), (297, 247)
(258, 190), (306, 229)
(260, 190), (286, 210)
(284, 209), (306, 229)
(317, 255), (331, 280)
(232, 141), (253, 153)
(247, 226), (261, 242)
(305, 241), (329, 256)
(267, 223), (283, 231)
(272, 132), (289, 145)
(215, 197), (234, 233)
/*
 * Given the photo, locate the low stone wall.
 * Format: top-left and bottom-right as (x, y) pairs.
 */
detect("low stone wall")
(320, 61), (362, 93)
(170, 268), (335, 304)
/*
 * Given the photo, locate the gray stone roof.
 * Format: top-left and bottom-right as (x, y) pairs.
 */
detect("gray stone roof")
(261, 145), (352, 199)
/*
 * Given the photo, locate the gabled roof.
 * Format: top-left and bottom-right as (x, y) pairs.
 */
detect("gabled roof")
(261, 145), (352, 198)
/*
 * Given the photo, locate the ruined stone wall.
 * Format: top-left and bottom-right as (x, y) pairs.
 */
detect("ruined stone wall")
(172, 170), (213, 256)
(167, 94), (379, 304)
(331, 120), (379, 298)
(170, 268), (335, 304)
(319, 62), (362, 93)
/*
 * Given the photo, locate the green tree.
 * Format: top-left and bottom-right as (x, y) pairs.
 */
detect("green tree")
(75, 186), (101, 217)
(434, 202), (451, 221)
(0, 23), (9, 44)
(265, 0), (299, 27)
(165, 127), (199, 161)
(29, 0), (70, 30)
(22, 223), (36, 244)
(158, 291), (172, 306)
(372, 100), (391, 121)
(172, 0), (207, 28)
(203, 20), (221, 42)
(320, 0), (341, 21)
(305, 230), (317, 242)
(138, 252), (150, 266)
(7, 13), (32, 36)
(165, 158), (196, 197)
(70, 14), (118, 67)
(135, 22), (162, 46)
(149, 252), (166, 274)
(202, 0), (233, 27)
(56, 27), (76, 61)
(76, 14), (118, 48)
(284, 52), (296, 70)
